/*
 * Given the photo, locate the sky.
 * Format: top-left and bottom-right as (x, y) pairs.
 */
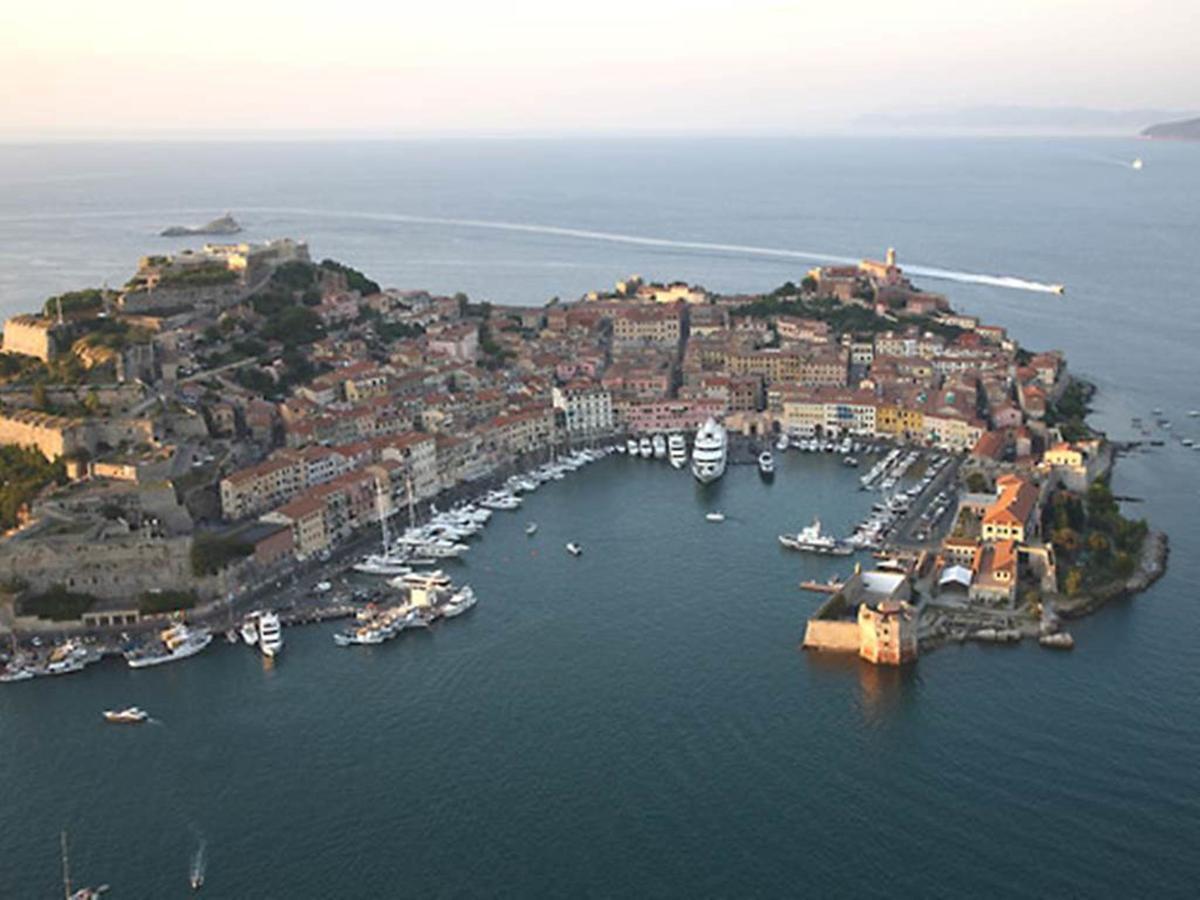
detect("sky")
(2, 0), (1197, 138)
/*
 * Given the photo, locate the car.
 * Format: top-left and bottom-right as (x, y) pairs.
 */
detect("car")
(315, 581), (333, 593)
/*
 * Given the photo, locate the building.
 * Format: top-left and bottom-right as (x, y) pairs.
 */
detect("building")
(980, 475), (1039, 543)
(970, 540), (1019, 605)
(612, 306), (682, 347)
(552, 381), (614, 438)
(1, 314), (61, 361)
(858, 600), (919, 665)
(219, 456), (306, 520)
(261, 495), (328, 559)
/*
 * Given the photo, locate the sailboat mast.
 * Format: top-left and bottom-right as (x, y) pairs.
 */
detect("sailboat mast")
(376, 480), (390, 555)
(61, 830), (72, 900)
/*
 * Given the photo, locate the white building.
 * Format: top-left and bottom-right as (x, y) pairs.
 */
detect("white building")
(552, 381), (614, 438)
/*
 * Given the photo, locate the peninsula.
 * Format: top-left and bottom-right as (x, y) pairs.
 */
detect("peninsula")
(1140, 116), (1200, 141)
(0, 241), (1166, 677)
(160, 213), (242, 237)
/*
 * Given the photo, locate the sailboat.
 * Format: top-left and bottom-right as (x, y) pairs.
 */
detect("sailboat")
(353, 481), (411, 575)
(61, 830), (109, 900)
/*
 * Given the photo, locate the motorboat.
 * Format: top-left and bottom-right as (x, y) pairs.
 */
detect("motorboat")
(691, 418), (727, 484)
(257, 612), (283, 658)
(103, 706), (149, 724)
(652, 434), (667, 459)
(776, 433), (789, 451)
(638, 436), (654, 458)
(758, 451), (775, 479)
(126, 624), (213, 669)
(525, 522), (538, 536)
(240, 619), (258, 645)
(778, 518), (853, 555)
(668, 433), (688, 468)
(566, 542), (583, 556)
(440, 586), (478, 618)
(353, 554), (413, 576)
(626, 438), (639, 455)
(705, 512), (726, 523)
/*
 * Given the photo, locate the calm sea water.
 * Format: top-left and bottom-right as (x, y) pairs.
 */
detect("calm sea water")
(1, 138), (1198, 897)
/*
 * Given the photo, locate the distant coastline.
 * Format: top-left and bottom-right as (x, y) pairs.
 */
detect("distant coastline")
(1140, 117), (1200, 141)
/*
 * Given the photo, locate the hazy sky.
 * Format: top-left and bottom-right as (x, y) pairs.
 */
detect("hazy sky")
(3, 0), (1196, 138)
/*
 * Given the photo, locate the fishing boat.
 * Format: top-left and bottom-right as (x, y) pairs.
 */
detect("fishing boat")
(778, 518), (853, 555)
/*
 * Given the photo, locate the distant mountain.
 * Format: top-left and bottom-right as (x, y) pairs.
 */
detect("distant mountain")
(852, 106), (1196, 136)
(161, 213), (242, 238)
(1140, 117), (1200, 141)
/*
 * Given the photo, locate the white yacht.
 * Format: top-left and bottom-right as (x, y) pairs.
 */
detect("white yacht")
(758, 451), (775, 479)
(626, 437), (639, 455)
(652, 434), (667, 459)
(668, 433), (688, 468)
(126, 624), (213, 669)
(778, 518), (853, 556)
(691, 418), (727, 484)
(638, 436), (654, 458)
(257, 612), (283, 658)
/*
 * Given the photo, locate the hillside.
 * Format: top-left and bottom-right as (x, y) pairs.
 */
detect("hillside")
(1140, 117), (1200, 141)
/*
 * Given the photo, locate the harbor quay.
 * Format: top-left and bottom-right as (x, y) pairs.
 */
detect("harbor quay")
(1, 243), (1168, 680)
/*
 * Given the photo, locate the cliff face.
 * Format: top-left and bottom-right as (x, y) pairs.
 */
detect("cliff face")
(1140, 117), (1200, 141)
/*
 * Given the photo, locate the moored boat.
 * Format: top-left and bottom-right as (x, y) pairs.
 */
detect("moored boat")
(126, 624), (213, 669)
(758, 451), (775, 478)
(103, 706), (149, 724)
(691, 418), (727, 484)
(778, 518), (853, 555)
(257, 612), (283, 658)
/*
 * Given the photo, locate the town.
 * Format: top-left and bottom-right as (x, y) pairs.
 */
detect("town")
(0, 238), (1164, 676)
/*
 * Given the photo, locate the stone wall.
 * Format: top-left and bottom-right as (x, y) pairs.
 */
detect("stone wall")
(802, 619), (860, 653)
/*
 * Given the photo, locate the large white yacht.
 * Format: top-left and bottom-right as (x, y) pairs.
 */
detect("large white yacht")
(691, 418), (728, 484)
(257, 612), (283, 658)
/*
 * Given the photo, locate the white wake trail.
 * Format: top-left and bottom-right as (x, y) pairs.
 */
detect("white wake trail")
(244, 206), (1063, 295)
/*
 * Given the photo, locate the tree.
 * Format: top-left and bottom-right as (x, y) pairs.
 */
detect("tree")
(965, 471), (989, 493)
(31, 382), (49, 411)
(1087, 532), (1110, 559)
(1063, 568), (1084, 596)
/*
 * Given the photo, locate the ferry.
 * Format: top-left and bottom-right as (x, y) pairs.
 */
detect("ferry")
(257, 612), (283, 658)
(126, 624), (213, 669)
(778, 518), (853, 555)
(103, 706), (149, 724)
(668, 433), (688, 468)
(691, 418), (727, 484)
(758, 451), (775, 479)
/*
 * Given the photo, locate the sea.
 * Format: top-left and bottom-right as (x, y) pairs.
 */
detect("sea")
(0, 138), (1198, 897)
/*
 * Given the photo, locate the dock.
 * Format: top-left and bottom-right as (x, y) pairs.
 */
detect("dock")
(799, 579), (844, 594)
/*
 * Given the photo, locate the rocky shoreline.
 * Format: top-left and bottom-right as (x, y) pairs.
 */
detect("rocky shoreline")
(1055, 529), (1169, 619)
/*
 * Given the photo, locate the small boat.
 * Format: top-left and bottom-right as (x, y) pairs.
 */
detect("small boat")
(566, 542), (583, 557)
(525, 522), (538, 536)
(224, 628), (238, 644)
(668, 433), (688, 468)
(1131, 157), (1143, 170)
(239, 619), (258, 645)
(758, 451), (774, 479)
(189, 841), (206, 891)
(652, 434), (668, 459)
(842, 456), (859, 467)
(102, 706), (149, 724)
(638, 436), (654, 458)
(705, 512), (726, 523)
(626, 438), (639, 455)
(776, 433), (789, 452)
(1188, 410), (1199, 417)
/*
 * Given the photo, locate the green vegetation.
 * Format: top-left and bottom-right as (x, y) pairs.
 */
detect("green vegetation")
(0, 446), (66, 530)
(1046, 480), (1147, 595)
(19, 585), (97, 621)
(75, 318), (152, 353)
(138, 588), (198, 615)
(965, 471), (990, 494)
(1046, 378), (1094, 442)
(319, 258), (380, 295)
(42, 288), (105, 318)
(156, 264), (238, 289)
(190, 533), (254, 576)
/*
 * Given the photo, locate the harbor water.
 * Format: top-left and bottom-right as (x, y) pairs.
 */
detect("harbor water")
(1, 138), (1198, 895)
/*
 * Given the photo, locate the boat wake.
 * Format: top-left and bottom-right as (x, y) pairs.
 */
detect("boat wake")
(189, 837), (206, 890)
(238, 206), (1066, 296)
